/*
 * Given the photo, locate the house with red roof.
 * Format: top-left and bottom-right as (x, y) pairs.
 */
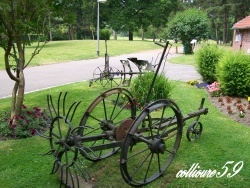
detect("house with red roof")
(232, 16), (250, 54)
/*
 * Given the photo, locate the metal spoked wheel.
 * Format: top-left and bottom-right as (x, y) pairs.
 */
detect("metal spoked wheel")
(186, 121), (203, 141)
(78, 88), (137, 161)
(120, 99), (183, 186)
(93, 65), (122, 87)
(49, 116), (81, 188)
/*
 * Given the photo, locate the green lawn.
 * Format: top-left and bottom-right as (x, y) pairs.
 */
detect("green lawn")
(0, 39), (166, 70)
(0, 81), (249, 188)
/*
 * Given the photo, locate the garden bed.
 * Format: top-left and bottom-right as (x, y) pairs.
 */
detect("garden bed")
(208, 95), (250, 126)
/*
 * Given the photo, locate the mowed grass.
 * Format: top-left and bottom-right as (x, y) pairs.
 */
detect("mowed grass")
(0, 81), (249, 188)
(0, 39), (164, 70)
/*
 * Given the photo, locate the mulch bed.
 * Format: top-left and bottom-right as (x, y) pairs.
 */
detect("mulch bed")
(208, 94), (250, 126)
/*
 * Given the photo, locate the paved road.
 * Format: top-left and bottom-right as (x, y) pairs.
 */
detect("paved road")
(0, 49), (201, 98)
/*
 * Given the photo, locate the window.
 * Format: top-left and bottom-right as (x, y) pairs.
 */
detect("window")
(235, 34), (242, 42)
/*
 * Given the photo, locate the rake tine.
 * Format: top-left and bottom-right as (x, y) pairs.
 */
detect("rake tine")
(70, 101), (81, 122)
(72, 164), (80, 188)
(65, 102), (76, 123)
(65, 166), (69, 188)
(57, 92), (63, 117)
(36, 129), (51, 139)
(75, 162), (87, 182)
(50, 159), (60, 174)
(60, 165), (65, 187)
(42, 149), (55, 156)
(68, 167), (75, 188)
(63, 92), (68, 116)
(47, 95), (54, 119)
(49, 94), (57, 116)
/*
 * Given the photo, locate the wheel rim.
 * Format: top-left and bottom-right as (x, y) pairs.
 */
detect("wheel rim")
(120, 99), (183, 186)
(93, 66), (122, 87)
(186, 121), (203, 141)
(79, 88), (136, 161)
(93, 65), (106, 85)
(100, 67), (122, 87)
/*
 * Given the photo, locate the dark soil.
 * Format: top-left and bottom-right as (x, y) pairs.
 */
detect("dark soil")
(208, 95), (250, 126)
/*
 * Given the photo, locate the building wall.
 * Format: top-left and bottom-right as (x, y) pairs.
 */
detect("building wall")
(232, 29), (250, 54)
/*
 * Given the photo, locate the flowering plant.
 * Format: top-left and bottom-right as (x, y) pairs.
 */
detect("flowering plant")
(0, 105), (50, 139)
(207, 82), (220, 97)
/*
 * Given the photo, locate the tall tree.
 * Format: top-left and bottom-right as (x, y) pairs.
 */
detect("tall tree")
(0, 0), (50, 118)
(167, 8), (209, 54)
(106, 0), (179, 40)
(183, 0), (250, 44)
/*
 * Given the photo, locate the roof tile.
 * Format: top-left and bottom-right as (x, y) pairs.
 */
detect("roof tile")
(232, 16), (250, 29)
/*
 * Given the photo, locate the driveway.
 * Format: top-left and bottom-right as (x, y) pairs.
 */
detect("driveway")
(0, 48), (201, 98)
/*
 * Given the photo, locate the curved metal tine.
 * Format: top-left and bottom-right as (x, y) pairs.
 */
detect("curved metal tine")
(68, 167), (77, 188)
(62, 92), (68, 117)
(74, 158), (90, 181)
(47, 95), (54, 119)
(65, 102), (77, 123)
(59, 165), (65, 188)
(77, 146), (98, 159)
(42, 149), (55, 156)
(69, 101), (81, 122)
(71, 125), (93, 134)
(48, 94), (59, 117)
(35, 129), (51, 139)
(65, 167), (69, 188)
(72, 165), (80, 188)
(50, 159), (60, 174)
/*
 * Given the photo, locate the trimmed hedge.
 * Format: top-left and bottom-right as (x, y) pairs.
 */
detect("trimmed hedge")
(196, 44), (224, 83)
(216, 51), (250, 97)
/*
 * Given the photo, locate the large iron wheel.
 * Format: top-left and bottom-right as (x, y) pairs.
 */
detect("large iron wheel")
(93, 65), (122, 87)
(78, 88), (137, 161)
(120, 99), (183, 186)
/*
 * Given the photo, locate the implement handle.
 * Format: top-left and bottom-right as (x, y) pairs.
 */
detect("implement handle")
(154, 41), (165, 48)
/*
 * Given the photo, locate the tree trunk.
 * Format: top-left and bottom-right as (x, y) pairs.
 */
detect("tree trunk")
(129, 30), (133, 41)
(68, 25), (74, 40)
(48, 10), (53, 41)
(183, 41), (193, 54)
(10, 40), (25, 119)
(222, 1), (229, 44)
(113, 30), (117, 40)
(141, 28), (144, 40)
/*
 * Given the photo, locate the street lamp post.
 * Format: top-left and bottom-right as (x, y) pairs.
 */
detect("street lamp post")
(97, 0), (107, 56)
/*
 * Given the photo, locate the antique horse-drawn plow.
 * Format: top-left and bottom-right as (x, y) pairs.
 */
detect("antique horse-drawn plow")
(40, 41), (208, 187)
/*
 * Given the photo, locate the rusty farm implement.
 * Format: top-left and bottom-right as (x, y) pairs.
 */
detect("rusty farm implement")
(40, 41), (208, 187)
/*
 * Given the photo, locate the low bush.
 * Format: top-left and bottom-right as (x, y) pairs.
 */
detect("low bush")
(0, 105), (49, 139)
(216, 51), (250, 97)
(129, 72), (174, 106)
(196, 44), (224, 83)
(100, 29), (111, 40)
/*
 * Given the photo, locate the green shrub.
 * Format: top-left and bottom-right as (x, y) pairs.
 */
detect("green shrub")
(100, 29), (111, 40)
(130, 72), (174, 106)
(196, 44), (224, 83)
(0, 105), (49, 139)
(216, 51), (250, 97)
